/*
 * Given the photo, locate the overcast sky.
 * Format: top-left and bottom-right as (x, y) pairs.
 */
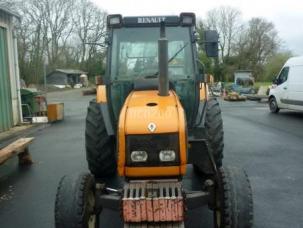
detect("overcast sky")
(92, 0), (303, 55)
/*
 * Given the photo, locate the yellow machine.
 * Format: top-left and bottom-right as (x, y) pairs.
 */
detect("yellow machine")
(55, 13), (253, 228)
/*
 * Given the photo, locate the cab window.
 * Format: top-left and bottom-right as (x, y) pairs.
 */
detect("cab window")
(110, 27), (194, 81)
(277, 67), (289, 85)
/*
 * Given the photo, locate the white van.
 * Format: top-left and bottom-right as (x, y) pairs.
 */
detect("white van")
(269, 56), (303, 113)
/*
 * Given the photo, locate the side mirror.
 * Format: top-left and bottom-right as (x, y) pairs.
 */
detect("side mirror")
(204, 30), (219, 57)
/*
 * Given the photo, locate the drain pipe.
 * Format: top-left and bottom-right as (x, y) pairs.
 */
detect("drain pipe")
(158, 22), (169, 96)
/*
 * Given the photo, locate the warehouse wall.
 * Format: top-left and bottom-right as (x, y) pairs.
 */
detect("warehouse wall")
(0, 9), (21, 132)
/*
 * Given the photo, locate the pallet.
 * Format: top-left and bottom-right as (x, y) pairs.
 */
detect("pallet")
(0, 137), (34, 166)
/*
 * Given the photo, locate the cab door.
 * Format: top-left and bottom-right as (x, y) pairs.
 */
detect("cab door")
(287, 66), (303, 111)
(274, 67), (289, 108)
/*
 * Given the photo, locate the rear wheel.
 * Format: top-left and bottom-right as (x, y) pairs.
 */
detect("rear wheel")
(269, 97), (280, 113)
(205, 98), (224, 167)
(214, 166), (253, 228)
(55, 173), (99, 228)
(193, 98), (224, 174)
(85, 100), (116, 177)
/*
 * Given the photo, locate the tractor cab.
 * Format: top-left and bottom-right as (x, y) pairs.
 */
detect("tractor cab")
(105, 13), (200, 128)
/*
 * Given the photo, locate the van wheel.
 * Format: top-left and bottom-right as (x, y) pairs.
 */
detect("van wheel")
(269, 97), (280, 113)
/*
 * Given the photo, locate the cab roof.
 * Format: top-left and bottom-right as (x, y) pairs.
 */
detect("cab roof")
(285, 56), (303, 66)
(107, 13), (196, 28)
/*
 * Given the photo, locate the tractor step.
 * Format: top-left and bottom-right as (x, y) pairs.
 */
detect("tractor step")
(122, 180), (184, 224)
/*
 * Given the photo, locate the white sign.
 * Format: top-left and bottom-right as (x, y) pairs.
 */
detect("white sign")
(137, 17), (166, 24)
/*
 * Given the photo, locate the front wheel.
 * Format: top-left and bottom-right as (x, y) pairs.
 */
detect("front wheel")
(214, 166), (253, 228)
(269, 97), (280, 113)
(55, 173), (99, 228)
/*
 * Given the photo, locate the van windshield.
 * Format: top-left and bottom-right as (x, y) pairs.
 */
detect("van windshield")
(110, 27), (194, 81)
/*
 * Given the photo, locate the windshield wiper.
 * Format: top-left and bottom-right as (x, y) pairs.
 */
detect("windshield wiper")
(168, 42), (189, 64)
(142, 42), (189, 79)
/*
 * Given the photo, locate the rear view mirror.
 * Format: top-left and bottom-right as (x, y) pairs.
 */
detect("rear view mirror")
(272, 77), (278, 84)
(204, 30), (219, 57)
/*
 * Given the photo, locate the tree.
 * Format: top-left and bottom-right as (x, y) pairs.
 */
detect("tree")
(42, 0), (75, 68)
(263, 51), (292, 81)
(234, 17), (280, 80)
(74, 0), (107, 65)
(15, 0), (47, 83)
(7, 0), (107, 84)
(206, 6), (242, 61)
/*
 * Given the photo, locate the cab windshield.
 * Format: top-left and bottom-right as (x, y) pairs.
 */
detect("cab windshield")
(110, 27), (194, 81)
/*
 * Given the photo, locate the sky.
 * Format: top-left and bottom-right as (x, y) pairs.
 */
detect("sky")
(92, 0), (303, 55)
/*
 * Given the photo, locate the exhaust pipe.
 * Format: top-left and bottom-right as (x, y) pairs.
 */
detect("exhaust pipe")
(158, 22), (169, 96)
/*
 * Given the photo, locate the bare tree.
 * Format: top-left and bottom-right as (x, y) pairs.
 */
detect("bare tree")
(74, 0), (107, 64)
(13, 0), (47, 83)
(0, 0), (17, 9)
(235, 17), (280, 79)
(4, 0), (107, 83)
(42, 0), (75, 67)
(206, 6), (242, 61)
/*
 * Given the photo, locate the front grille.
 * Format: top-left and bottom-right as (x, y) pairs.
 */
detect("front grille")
(126, 133), (180, 167)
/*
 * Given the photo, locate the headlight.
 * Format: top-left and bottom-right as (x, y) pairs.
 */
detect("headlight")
(126, 134), (180, 166)
(131, 151), (148, 162)
(159, 150), (176, 162)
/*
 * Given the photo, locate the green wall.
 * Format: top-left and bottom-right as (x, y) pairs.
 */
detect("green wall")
(0, 26), (13, 132)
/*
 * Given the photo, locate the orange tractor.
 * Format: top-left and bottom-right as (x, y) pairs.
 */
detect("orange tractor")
(55, 13), (253, 228)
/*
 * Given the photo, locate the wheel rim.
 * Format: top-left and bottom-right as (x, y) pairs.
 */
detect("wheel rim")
(88, 214), (96, 228)
(214, 193), (222, 228)
(87, 190), (96, 228)
(214, 209), (221, 228)
(270, 99), (276, 111)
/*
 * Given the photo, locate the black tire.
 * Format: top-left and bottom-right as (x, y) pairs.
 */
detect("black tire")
(269, 97), (280, 113)
(85, 100), (116, 177)
(55, 173), (99, 228)
(205, 98), (224, 167)
(214, 166), (253, 228)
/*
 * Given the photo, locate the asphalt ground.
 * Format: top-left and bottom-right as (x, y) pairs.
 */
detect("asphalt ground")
(0, 89), (303, 228)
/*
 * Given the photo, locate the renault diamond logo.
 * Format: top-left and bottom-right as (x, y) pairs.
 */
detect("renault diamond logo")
(147, 122), (156, 132)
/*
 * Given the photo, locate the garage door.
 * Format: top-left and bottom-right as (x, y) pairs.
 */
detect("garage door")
(0, 26), (13, 132)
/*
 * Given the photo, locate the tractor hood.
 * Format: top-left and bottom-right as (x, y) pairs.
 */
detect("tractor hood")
(121, 90), (182, 134)
(117, 89), (187, 176)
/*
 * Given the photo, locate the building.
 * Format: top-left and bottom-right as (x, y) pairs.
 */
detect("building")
(46, 69), (87, 88)
(0, 7), (22, 133)
(234, 70), (254, 85)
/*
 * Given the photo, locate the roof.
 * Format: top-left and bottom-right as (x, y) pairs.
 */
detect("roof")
(285, 56), (303, 66)
(52, 69), (87, 75)
(0, 6), (20, 19)
(107, 13), (196, 28)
